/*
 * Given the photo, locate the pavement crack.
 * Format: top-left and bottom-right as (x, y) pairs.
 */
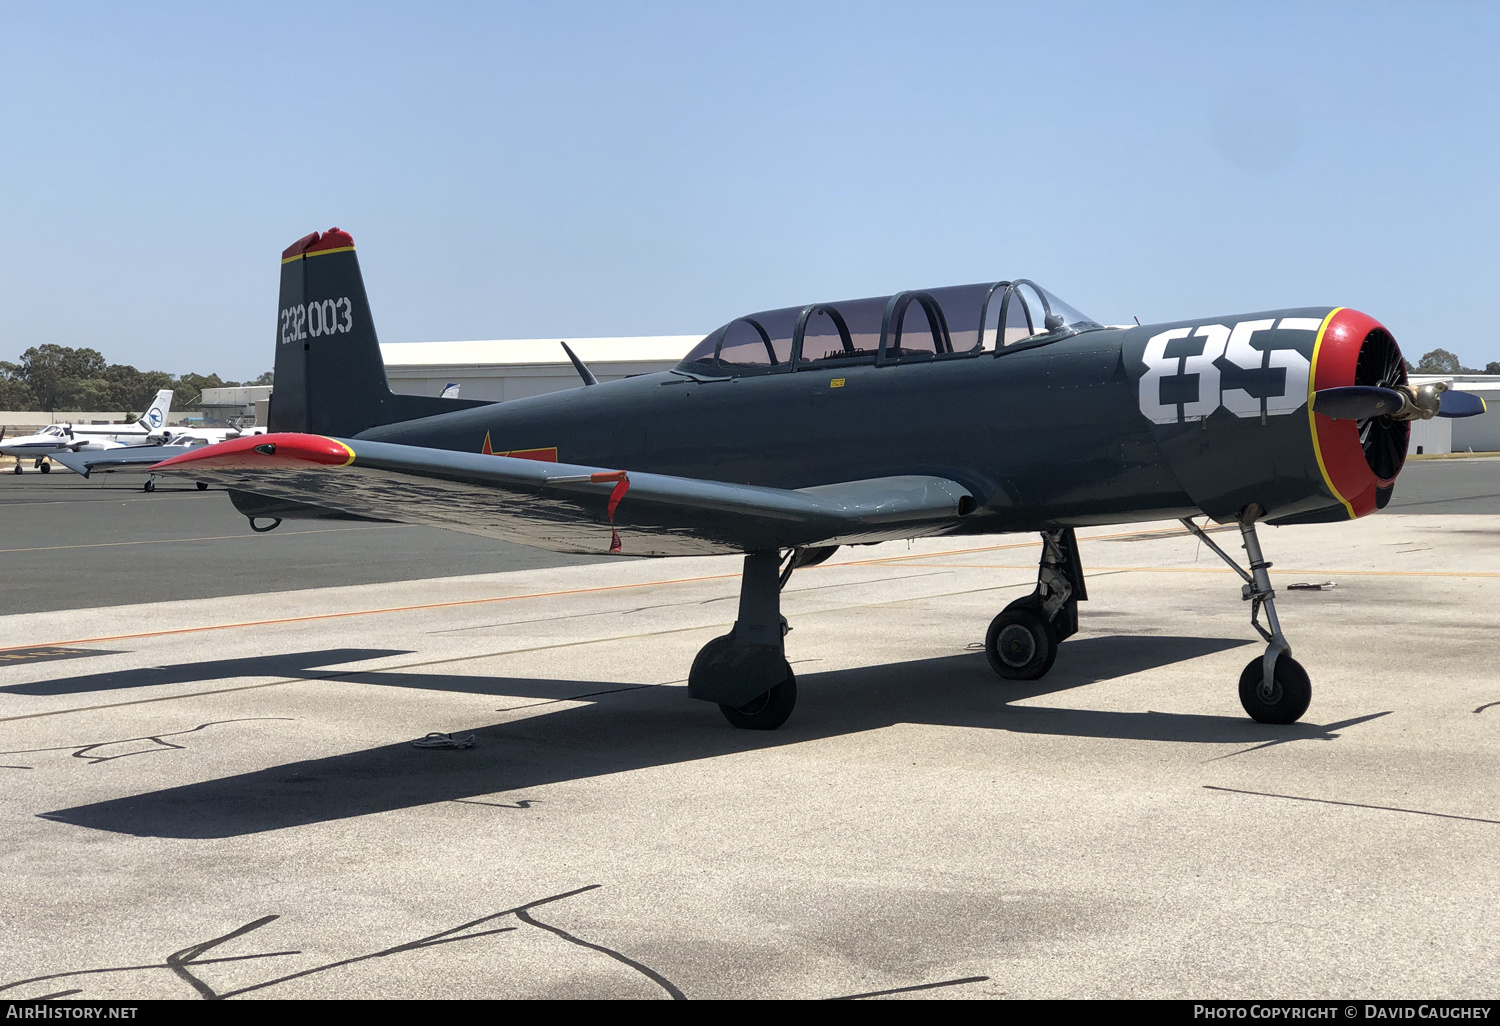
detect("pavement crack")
(1203, 785), (1500, 825)
(0, 918), (300, 1000)
(829, 974), (992, 999)
(0, 718), (295, 765)
(514, 906), (685, 1000)
(217, 883), (602, 999)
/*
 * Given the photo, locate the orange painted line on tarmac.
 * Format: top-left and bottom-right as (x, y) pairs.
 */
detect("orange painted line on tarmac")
(0, 524), (410, 555)
(887, 563), (1500, 578)
(0, 524), (1222, 654)
(0, 572), (745, 654)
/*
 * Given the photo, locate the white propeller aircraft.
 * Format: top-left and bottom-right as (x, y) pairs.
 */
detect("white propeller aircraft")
(1, 389), (174, 473)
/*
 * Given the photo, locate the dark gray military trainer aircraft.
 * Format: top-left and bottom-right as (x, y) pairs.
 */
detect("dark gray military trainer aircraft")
(156, 228), (1485, 731)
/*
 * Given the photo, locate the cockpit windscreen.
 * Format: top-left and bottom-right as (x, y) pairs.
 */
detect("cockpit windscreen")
(678, 280), (1101, 375)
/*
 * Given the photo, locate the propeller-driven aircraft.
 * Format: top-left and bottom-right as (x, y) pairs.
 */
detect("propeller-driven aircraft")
(1, 390), (175, 473)
(152, 228), (1485, 730)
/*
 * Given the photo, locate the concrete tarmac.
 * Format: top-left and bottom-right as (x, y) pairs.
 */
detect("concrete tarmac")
(1, 484), (1497, 998)
(0, 474), (610, 616)
(0, 455), (1495, 617)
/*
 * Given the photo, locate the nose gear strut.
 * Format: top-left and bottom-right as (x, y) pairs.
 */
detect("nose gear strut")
(1179, 506), (1311, 724)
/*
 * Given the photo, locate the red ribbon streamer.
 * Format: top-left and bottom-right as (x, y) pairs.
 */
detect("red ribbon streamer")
(601, 473), (630, 553)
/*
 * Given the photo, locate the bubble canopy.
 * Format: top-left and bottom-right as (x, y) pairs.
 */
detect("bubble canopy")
(678, 280), (1103, 376)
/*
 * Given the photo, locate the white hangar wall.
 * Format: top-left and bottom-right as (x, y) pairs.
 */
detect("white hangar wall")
(1408, 375), (1500, 455)
(380, 336), (702, 403)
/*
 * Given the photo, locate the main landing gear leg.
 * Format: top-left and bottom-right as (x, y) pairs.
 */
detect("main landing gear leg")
(1180, 506), (1311, 725)
(985, 528), (1087, 681)
(690, 549), (797, 730)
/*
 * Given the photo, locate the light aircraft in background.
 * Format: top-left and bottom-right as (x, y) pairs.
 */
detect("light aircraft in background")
(161, 424), (267, 447)
(155, 228), (1485, 730)
(1, 390), (174, 473)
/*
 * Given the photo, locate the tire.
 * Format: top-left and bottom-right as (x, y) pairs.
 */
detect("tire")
(38, 462), (50, 474)
(719, 669), (796, 731)
(12, 464), (21, 474)
(196, 481), (209, 491)
(143, 480), (155, 493)
(985, 606), (1058, 680)
(1238, 654), (1311, 724)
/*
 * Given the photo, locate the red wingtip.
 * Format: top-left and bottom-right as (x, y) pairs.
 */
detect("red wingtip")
(152, 433), (354, 472)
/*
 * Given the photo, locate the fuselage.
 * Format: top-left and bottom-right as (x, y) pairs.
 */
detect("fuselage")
(356, 306), (1399, 532)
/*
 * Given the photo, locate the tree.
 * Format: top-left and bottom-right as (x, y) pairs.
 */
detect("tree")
(1416, 349), (1464, 374)
(19, 345), (107, 411)
(60, 378), (114, 411)
(1486, 362), (1500, 375)
(170, 372), (225, 409)
(104, 364), (175, 416)
(0, 361), (38, 410)
(251, 370), (274, 386)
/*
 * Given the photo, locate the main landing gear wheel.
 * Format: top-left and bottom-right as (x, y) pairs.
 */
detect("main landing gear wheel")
(196, 481), (209, 490)
(143, 479), (155, 493)
(985, 605), (1057, 681)
(719, 673), (797, 731)
(11, 464), (21, 474)
(38, 461), (50, 474)
(693, 633), (798, 731)
(1238, 655), (1311, 725)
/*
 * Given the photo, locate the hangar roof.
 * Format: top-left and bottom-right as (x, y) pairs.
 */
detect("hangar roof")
(380, 335), (702, 369)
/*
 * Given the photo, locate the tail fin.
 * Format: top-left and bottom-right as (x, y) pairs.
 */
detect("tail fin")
(268, 228), (488, 436)
(137, 389), (173, 433)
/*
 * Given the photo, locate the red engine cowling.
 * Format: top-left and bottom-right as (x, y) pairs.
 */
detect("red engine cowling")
(1309, 308), (1409, 518)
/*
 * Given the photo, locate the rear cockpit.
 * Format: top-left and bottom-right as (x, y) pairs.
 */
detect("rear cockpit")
(677, 280), (1103, 376)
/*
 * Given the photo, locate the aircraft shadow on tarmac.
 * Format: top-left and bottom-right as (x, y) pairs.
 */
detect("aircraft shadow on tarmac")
(37, 633), (1388, 840)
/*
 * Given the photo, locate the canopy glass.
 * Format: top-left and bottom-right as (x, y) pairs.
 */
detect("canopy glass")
(678, 281), (1102, 376)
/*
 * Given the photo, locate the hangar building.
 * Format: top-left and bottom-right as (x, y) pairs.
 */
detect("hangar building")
(1406, 375), (1500, 455)
(379, 335), (701, 403)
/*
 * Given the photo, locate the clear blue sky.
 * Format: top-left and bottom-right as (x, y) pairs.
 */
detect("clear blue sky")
(2, 1), (1497, 379)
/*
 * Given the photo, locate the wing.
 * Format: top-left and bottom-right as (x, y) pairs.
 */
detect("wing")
(151, 433), (976, 556)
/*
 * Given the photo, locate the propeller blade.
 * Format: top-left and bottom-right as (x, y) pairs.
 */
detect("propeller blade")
(1311, 386), (1406, 421)
(1437, 390), (1487, 418)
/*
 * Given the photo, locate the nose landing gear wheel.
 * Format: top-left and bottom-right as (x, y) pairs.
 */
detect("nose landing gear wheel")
(1238, 655), (1311, 724)
(718, 671), (797, 730)
(12, 464), (21, 474)
(985, 607), (1058, 680)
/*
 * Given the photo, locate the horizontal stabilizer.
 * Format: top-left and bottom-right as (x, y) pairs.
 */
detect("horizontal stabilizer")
(52, 446), (196, 477)
(151, 433), (975, 555)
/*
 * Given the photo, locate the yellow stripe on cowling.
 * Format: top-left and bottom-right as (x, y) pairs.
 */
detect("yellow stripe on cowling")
(1306, 308), (1356, 520)
(280, 245), (356, 265)
(330, 438), (356, 467)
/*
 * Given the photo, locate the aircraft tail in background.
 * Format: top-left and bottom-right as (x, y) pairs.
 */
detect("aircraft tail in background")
(136, 389), (173, 434)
